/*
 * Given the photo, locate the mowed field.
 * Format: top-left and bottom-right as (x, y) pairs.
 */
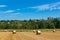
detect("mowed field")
(0, 31), (60, 40)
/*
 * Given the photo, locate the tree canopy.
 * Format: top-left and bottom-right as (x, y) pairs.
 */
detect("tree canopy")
(0, 17), (60, 29)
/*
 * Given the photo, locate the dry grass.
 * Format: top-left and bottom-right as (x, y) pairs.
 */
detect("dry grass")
(0, 31), (60, 40)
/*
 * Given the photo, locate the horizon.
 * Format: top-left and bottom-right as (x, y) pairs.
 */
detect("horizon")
(0, 0), (60, 20)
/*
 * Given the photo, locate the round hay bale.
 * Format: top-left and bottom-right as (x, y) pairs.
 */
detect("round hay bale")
(36, 30), (41, 35)
(53, 30), (55, 32)
(33, 30), (36, 33)
(12, 30), (16, 34)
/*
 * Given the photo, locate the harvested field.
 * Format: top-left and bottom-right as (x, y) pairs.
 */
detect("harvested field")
(0, 31), (60, 40)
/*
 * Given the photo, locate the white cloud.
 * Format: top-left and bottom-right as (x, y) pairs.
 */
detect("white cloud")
(29, 2), (60, 11)
(35, 4), (49, 10)
(0, 10), (22, 15)
(0, 5), (7, 8)
(5, 10), (15, 13)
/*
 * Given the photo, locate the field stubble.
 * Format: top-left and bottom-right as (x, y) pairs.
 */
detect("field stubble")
(0, 31), (60, 40)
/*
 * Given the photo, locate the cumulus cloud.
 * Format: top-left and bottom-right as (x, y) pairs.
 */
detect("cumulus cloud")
(29, 2), (60, 11)
(0, 5), (7, 8)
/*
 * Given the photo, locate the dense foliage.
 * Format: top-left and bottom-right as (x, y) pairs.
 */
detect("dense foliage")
(0, 17), (60, 29)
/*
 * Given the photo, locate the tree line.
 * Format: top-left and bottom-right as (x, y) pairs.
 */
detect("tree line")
(0, 17), (60, 29)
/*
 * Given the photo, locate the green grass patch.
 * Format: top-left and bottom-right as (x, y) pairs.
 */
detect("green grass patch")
(0, 29), (60, 32)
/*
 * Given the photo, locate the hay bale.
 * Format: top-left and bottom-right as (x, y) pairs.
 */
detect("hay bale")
(36, 30), (41, 35)
(33, 30), (36, 33)
(53, 30), (55, 32)
(12, 30), (16, 34)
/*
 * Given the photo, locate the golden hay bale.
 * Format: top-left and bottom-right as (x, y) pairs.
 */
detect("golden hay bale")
(36, 30), (41, 35)
(12, 30), (16, 34)
(33, 30), (36, 33)
(53, 30), (55, 32)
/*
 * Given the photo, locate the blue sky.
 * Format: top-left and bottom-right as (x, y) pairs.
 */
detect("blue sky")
(0, 0), (60, 20)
